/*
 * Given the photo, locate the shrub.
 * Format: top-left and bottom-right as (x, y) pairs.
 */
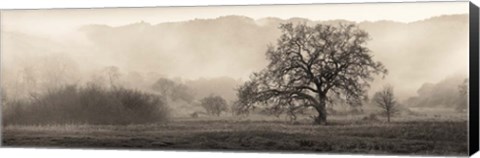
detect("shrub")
(2, 84), (169, 125)
(199, 95), (228, 116)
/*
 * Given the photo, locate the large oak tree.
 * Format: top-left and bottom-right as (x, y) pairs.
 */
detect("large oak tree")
(235, 23), (387, 124)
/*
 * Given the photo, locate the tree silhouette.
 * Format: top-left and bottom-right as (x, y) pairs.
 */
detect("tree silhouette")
(104, 66), (121, 89)
(200, 95), (228, 116)
(236, 23), (387, 125)
(457, 78), (468, 112)
(373, 85), (398, 122)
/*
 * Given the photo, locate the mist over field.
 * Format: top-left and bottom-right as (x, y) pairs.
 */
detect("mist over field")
(1, 14), (468, 103)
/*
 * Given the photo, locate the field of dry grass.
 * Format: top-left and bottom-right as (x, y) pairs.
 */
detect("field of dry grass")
(2, 115), (468, 156)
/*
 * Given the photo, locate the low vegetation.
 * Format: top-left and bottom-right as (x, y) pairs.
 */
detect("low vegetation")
(2, 84), (170, 125)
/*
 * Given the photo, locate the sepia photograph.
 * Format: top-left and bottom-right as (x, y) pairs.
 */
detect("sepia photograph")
(0, 1), (472, 156)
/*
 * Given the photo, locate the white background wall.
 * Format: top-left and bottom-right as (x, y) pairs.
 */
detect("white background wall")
(0, 0), (478, 158)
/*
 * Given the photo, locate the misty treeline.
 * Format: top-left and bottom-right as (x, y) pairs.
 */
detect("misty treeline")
(1, 60), (239, 125)
(1, 20), (469, 126)
(2, 84), (169, 125)
(405, 76), (469, 112)
(1, 63), (172, 125)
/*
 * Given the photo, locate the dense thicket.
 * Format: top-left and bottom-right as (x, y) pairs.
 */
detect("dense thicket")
(2, 84), (169, 125)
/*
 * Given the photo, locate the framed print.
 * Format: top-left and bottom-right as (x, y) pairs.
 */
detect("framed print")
(1, 1), (478, 157)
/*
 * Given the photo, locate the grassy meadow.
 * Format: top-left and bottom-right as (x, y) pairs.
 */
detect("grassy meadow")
(2, 112), (468, 156)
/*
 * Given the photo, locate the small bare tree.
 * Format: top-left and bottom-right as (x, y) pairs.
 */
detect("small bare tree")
(373, 85), (398, 122)
(456, 78), (468, 112)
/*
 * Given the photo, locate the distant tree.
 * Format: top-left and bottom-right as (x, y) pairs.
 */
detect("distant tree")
(373, 85), (398, 122)
(15, 66), (38, 99)
(200, 95), (228, 116)
(1, 87), (8, 106)
(20, 66), (37, 90)
(151, 78), (195, 103)
(459, 79), (468, 95)
(39, 54), (79, 89)
(104, 66), (121, 89)
(152, 78), (177, 96)
(457, 78), (468, 112)
(235, 23), (387, 125)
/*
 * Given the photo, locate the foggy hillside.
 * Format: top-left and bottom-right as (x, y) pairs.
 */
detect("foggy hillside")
(1, 14), (468, 105)
(79, 14), (469, 99)
(358, 14), (469, 99)
(405, 74), (468, 108)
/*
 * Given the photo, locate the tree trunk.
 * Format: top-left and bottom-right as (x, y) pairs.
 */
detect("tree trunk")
(387, 113), (390, 122)
(313, 97), (327, 125)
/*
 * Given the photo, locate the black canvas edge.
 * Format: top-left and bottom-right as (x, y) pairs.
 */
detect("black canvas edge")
(470, 1), (479, 156)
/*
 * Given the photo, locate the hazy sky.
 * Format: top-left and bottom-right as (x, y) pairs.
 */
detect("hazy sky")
(0, 1), (470, 100)
(1, 1), (468, 37)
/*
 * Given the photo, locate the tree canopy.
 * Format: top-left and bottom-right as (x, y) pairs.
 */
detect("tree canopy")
(235, 23), (387, 124)
(200, 95), (228, 116)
